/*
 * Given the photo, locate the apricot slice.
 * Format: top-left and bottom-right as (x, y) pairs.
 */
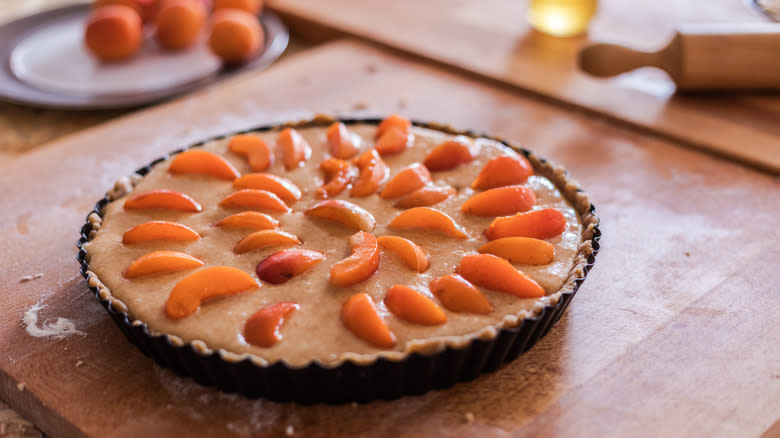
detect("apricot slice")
(155, 0), (206, 51)
(485, 208), (567, 241)
(461, 185), (536, 217)
(471, 154), (533, 190)
(430, 274), (493, 314)
(329, 231), (380, 287)
(84, 5), (142, 62)
(169, 149), (240, 181)
(228, 134), (273, 172)
(375, 114), (411, 139)
(233, 174), (301, 203)
(233, 230), (301, 254)
(327, 122), (360, 159)
(214, 0), (263, 14)
(124, 250), (204, 278)
(244, 302), (299, 348)
(317, 158), (352, 199)
(208, 9), (264, 64)
(165, 266), (259, 319)
(341, 293), (396, 349)
(255, 249), (325, 284)
(478, 237), (554, 265)
(380, 163), (431, 199)
(384, 285), (447, 325)
(124, 190), (202, 212)
(456, 254), (545, 298)
(219, 189), (290, 213)
(213, 211), (279, 230)
(393, 185), (456, 209)
(277, 128), (311, 170)
(423, 136), (476, 171)
(388, 207), (468, 239)
(305, 200), (376, 232)
(376, 236), (429, 272)
(351, 149), (389, 197)
(122, 221), (200, 244)
(375, 125), (412, 156)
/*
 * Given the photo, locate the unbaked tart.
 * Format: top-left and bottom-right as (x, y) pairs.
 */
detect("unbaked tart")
(78, 115), (600, 402)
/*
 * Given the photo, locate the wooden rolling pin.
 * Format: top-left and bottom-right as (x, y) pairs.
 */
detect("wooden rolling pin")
(578, 24), (780, 91)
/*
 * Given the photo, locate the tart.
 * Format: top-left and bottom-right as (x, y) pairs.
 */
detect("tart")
(78, 115), (600, 403)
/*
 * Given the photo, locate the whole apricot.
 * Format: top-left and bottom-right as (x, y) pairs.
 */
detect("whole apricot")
(84, 5), (143, 62)
(213, 0), (262, 15)
(208, 9), (264, 64)
(155, 0), (206, 50)
(93, 0), (160, 23)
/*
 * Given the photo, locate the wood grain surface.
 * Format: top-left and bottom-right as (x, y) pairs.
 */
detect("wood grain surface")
(266, 0), (780, 174)
(0, 40), (778, 438)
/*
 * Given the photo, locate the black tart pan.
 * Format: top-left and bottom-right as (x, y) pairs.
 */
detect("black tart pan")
(77, 116), (601, 404)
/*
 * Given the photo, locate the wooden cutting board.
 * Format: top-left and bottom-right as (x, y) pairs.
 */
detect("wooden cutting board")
(267, 0), (780, 174)
(0, 40), (778, 438)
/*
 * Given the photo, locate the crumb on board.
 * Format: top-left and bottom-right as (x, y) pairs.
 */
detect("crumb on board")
(397, 97), (408, 109)
(464, 412), (475, 423)
(76, 360), (84, 367)
(365, 63), (377, 74)
(17, 383), (25, 391)
(285, 425), (295, 436)
(685, 252), (691, 257)
(19, 273), (44, 283)
(352, 102), (369, 110)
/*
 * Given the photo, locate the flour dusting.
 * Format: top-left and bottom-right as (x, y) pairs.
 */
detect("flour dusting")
(23, 302), (86, 339)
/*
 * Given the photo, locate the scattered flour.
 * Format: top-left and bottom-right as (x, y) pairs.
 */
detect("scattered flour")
(285, 425), (294, 436)
(17, 383), (25, 391)
(22, 302), (86, 340)
(463, 412), (475, 423)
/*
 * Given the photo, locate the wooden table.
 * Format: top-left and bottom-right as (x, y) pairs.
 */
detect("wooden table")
(1, 2), (778, 438)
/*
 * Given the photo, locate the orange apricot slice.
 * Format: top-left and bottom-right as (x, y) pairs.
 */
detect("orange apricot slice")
(388, 207), (468, 239)
(305, 200), (376, 232)
(384, 285), (447, 325)
(219, 189), (290, 213)
(327, 122), (361, 159)
(124, 190), (202, 212)
(456, 253), (545, 298)
(244, 302), (299, 348)
(376, 114), (411, 139)
(351, 149), (389, 197)
(228, 134), (273, 172)
(485, 208), (567, 241)
(393, 185), (457, 209)
(329, 231), (380, 287)
(165, 266), (259, 319)
(471, 154), (533, 189)
(430, 274), (493, 314)
(213, 211), (279, 230)
(380, 163), (431, 199)
(478, 237), (555, 265)
(317, 158), (352, 199)
(423, 136), (476, 171)
(214, 0), (263, 14)
(233, 173), (301, 203)
(124, 250), (204, 278)
(233, 230), (301, 254)
(255, 249), (325, 284)
(169, 149), (240, 181)
(376, 235), (429, 272)
(277, 128), (311, 170)
(375, 125), (412, 156)
(461, 185), (536, 217)
(122, 221), (200, 244)
(342, 293), (396, 348)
